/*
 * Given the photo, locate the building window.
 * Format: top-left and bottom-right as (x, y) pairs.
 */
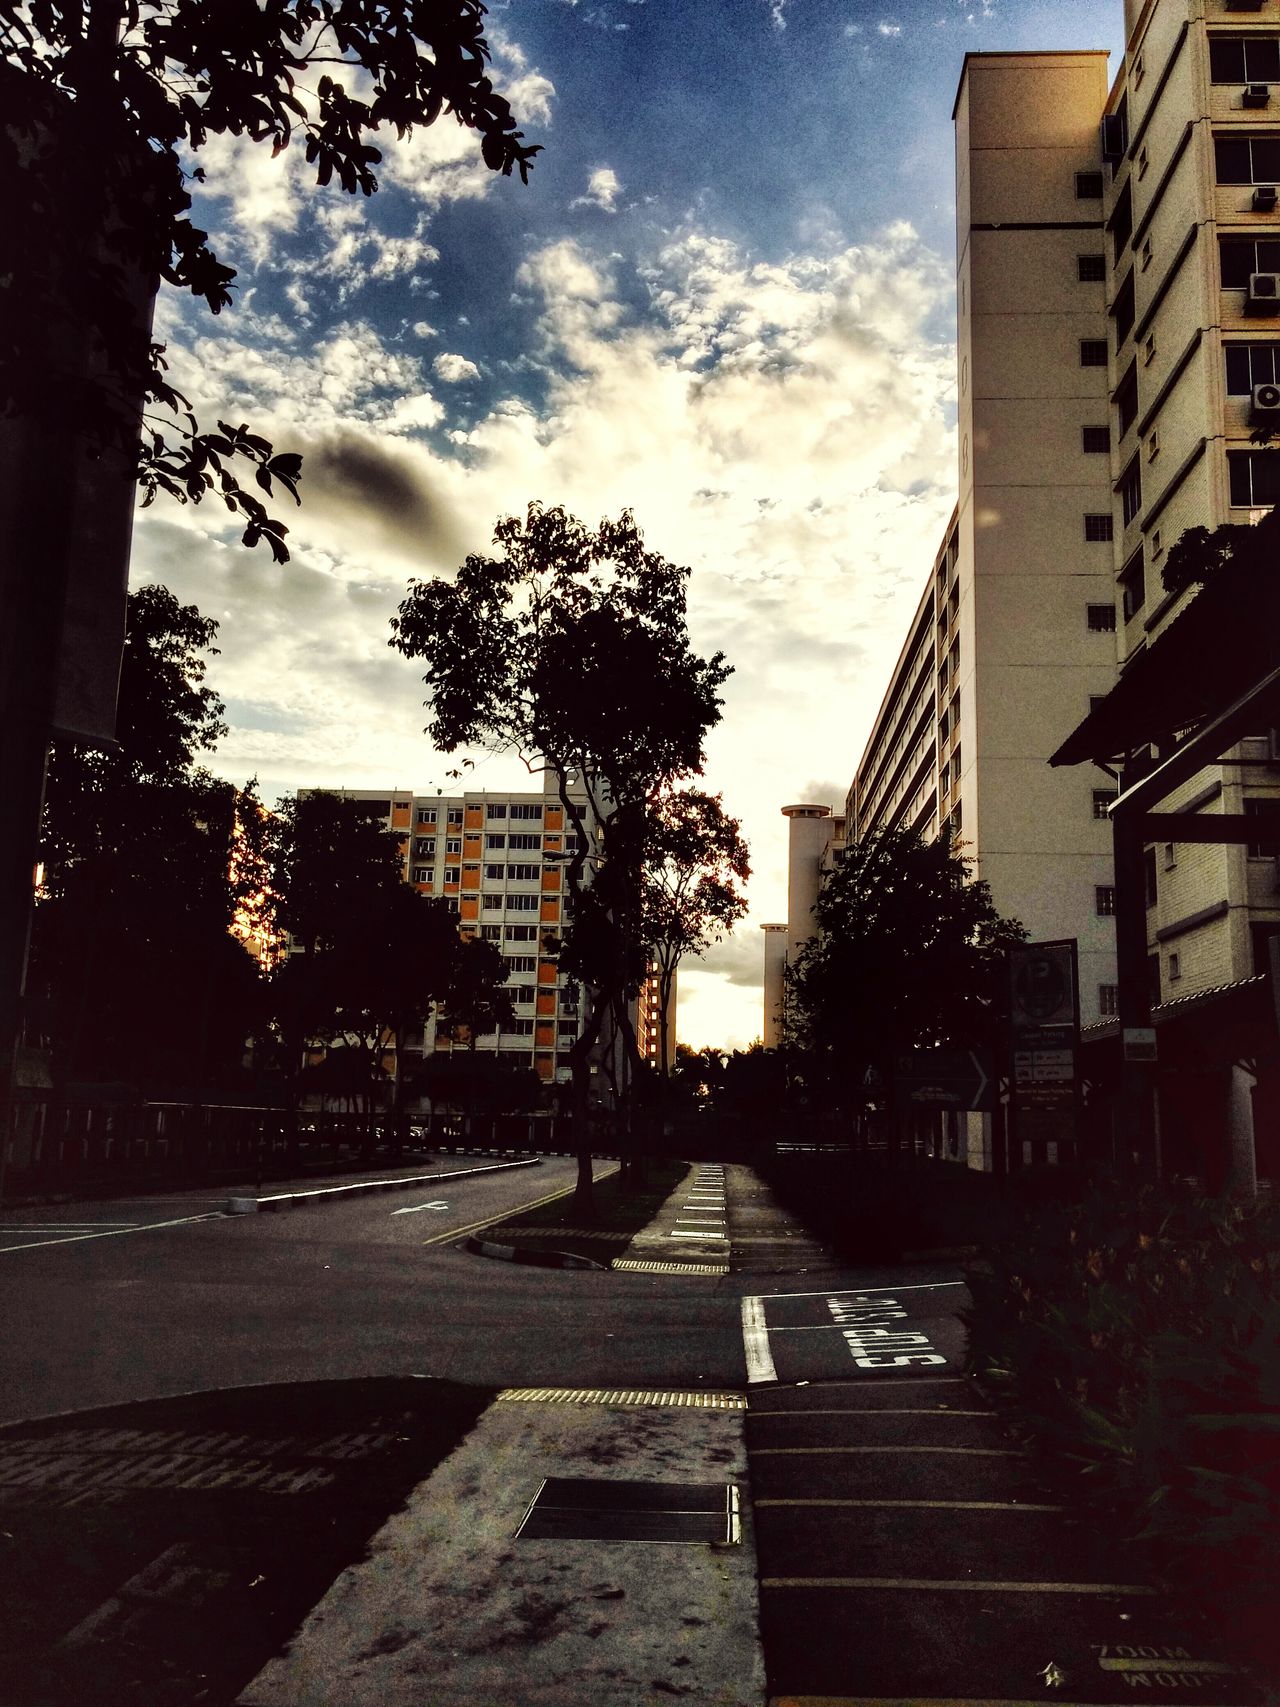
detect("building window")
(1099, 983), (1120, 1016)
(510, 804), (543, 821)
(485, 863), (505, 879)
(1078, 253), (1106, 283)
(1093, 789), (1117, 819)
(1111, 182), (1133, 259)
(509, 833), (542, 850)
(485, 833), (506, 849)
(1220, 236), (1280, 289)
(412, 866), (431, 884)
(1096, 885), (1117, 916)
(1163, 842), (1177, 869)
(1120, 460), (1143, 526)
(940, 762), (951, 795)
(1140, 236), (1153, 271)
(1084, 512), (1114, 541)
(1083, 425), (1111, 453)
(1168, 951), (1181, 982)
(1090, 695), (1108, 713)
(506, 924), (538, 941)
(1212, 35), (1280, 83)
(413, 837), (436, 857)
(1081, 339), (1109, 367)
(444, 899), (460, 917)
(445, 837), (462, 856)
(1113, 270), (1136, 347)
(509, 984), (535, 1005)
(1215, 134), (1280, 185)
(506, 894), (540, 911)
(1076, 170), (1104, 199)
(1120, 551), (1146, 621)
(1116, 365), (1139, 437)
(1225, 343), (1280, 394)
(1143, 333), (1157, 366)
(481, 924), (502, 940)
(1245, 797), (1280, 856)
(1144, 848), (1159, 908)
(952, 742), (961, 777)
(1251, 923), (1280, 975)
(416, 808), (436, 825)
(1228, 449), (1280, 507)
(1088, 603), (1118, 632)
(482, 894), (502, 911)
(508, 862), (541, 881)
(486, 803), (508, 819)
(447, 808), (464, 826)
(505, 954), (537, 973)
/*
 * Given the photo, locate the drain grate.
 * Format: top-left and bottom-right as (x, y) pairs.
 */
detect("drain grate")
(515, 1476), (740, 1544)
(496, 1387), (746, 1410)
(612, 1258), (728, 1276)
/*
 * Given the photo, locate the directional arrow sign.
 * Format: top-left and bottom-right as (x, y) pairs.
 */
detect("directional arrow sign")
(893, 1049), (995, 1112)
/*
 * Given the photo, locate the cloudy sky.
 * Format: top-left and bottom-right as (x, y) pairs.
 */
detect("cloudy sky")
(135, 0), (1124, 1050)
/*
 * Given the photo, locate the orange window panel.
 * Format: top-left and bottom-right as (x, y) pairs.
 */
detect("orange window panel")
(536, 993), (556, 1017)
(464, 807), (483, 829)
(464, 834), (482, 853)
(540, 901), (559, 923)
(535, 1025), (555, 1047)
(545, 808), (563, 830)
(537, 962), (557, 985)
(541, 869), (560, 892)
(535, 1057), (554, 1081)
(459, 897), (479, 920)
(461, 869), (480, 891)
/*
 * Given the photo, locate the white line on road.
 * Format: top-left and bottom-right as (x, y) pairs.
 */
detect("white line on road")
(0, 1212), (225, 1254)
(391, 1200), (450, 1216)
(754, 1280), (966, 1301)
(671, 1229), (726, 1239)
(742, 1294), (778, 1384)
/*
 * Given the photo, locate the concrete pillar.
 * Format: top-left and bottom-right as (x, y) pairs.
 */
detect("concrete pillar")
(760, 923), (788, 1049)
(1228, 1062), (1258, 1198)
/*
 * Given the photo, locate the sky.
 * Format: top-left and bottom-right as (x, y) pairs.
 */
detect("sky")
(132, 0), (1125, 1051)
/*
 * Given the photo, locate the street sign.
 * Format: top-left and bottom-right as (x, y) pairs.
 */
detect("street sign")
(893, 1049), (995, 1112)
(1123, 1027), (1157, 1063)
(1009, 942), (1077, 1032)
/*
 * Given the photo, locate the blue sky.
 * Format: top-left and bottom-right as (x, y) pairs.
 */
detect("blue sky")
(134, 0), (1125, 1048)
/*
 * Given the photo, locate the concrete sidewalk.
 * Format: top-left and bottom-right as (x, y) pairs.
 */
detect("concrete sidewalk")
(236, 1391), (765, 1707)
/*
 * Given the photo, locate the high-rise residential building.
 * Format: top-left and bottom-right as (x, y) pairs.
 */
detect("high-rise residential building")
(1095, 0), (1280, 1002)
(321, 774), (595, 1086)
(766, 6), (1279, 1168)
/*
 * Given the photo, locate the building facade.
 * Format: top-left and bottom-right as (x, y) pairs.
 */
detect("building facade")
(1098, 0), (1280, 1003)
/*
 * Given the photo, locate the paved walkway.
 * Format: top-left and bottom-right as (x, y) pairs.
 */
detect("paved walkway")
(738, 1276), (1262, 1707)
(617, 1162), (829, 1275)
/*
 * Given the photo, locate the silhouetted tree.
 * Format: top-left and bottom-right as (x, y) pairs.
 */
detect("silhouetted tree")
(3, 0), (541, 553)
(391, 503), (731, 1211)
(641, 789), (749, 1081)
(786, 824), (1025, 1118)
(434, 935), (516, 1052)
(32, 586), (262, 1088)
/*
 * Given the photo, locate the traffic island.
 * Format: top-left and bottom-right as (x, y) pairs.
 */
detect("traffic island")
(465, 1158), (689, 1269)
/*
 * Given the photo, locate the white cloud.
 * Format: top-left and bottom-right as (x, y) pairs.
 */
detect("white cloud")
(571, 166), (622, 213)
(432, 352), (481, 384)
(768, 0), (788, 28)
(878, 20), (903, 35)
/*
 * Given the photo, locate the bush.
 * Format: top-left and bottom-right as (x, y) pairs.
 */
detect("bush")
(966, 1180), (1280, 1673)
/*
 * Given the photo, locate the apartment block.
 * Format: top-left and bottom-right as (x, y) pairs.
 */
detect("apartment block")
(1099, 0), (1280, 1003)
(324, 775), (594, 1085)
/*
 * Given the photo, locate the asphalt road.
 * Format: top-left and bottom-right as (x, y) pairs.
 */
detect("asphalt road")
(0, 1159), (882, 1426)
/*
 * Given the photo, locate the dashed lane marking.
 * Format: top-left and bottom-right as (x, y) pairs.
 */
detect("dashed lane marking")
(0, 1212), (224, 1254)
(743, 1295), (779, 1383)
(761, 1578), (1158, 1594)
(755, 1498), (1065, 1511)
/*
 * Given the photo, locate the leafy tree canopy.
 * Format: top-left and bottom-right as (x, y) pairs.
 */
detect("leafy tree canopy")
(3, 1), (540, 559)
(269, 790), (406, 955)
(1161, 504), (1280, 598)
(786, 824), (1025, 1082)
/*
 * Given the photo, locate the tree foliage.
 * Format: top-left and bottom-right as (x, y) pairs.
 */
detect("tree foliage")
(32, 584), (263, 1087)
(786, 824), (1025, 1090)
(2, 1), (540, 558)
(391, 503), (731, 1199)
(434, 933), (516, 1050)
(1161, 504), (1280, 598)
(641, 788), (749, 1078)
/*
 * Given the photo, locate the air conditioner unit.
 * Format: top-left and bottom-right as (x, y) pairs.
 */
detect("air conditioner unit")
(1252, 184), (1279, 211)
(1252, 380), (1280, 420)
(1247, 271), (1280, 311)
(1243, 83), (1273, 107)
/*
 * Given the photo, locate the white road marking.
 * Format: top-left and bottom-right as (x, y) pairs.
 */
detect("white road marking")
(756, 1280), (966, 1301)
(391, 1200), (450, 1216)
(742, 1294), (778, 1384)
(0, 1222), (139, 1230)
(751, 1445), (1023, 1457)
(671, 1229), (726, 1239)
(0, 1212), (225, 1254)
(754, 1498), (1065, 1511)
(761, 1577), (1157, 1594)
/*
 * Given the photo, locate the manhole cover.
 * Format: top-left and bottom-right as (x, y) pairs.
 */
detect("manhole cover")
(515, 1476), (740, 1544)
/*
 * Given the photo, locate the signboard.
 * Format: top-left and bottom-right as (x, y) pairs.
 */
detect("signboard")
(1008, 940), (1079, 1116)
(893, 1049), (995, 1112)
(1123, 1027), (1158, 1063)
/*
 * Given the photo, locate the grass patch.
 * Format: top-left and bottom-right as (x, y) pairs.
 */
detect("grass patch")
(485, 1159), (689, 1264)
